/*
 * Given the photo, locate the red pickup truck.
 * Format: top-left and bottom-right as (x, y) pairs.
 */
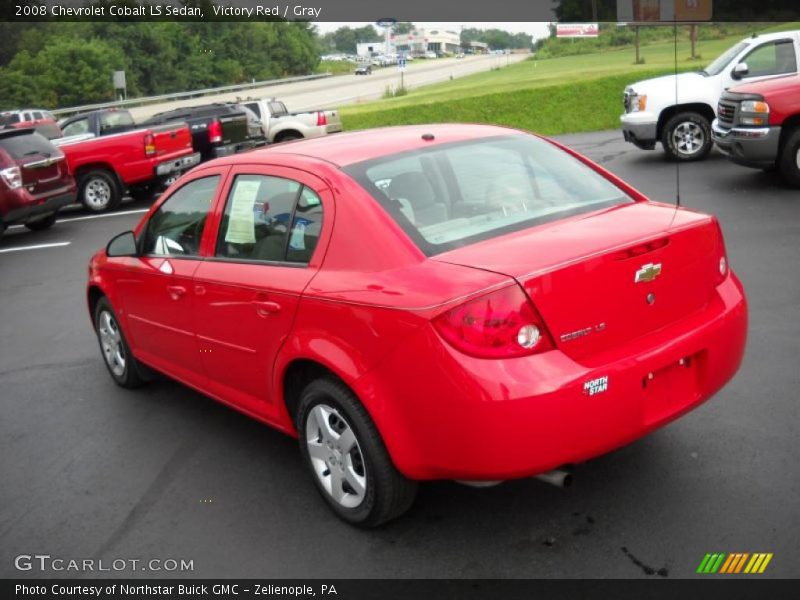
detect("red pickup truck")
(712, 74), (800, 187)
(54, 120), (200, 212)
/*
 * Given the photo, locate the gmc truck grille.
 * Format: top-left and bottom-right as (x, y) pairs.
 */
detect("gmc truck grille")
(717, 101), (737, 126)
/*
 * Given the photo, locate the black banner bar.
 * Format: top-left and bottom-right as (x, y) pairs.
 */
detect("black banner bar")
(4, 579), (800, 600)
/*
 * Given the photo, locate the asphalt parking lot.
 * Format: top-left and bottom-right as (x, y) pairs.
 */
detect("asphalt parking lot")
(1, 131), (798, 579)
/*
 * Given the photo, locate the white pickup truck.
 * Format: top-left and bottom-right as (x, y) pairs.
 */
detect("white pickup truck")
(620, 30), (800, 161)
(241, 98), (343, 144)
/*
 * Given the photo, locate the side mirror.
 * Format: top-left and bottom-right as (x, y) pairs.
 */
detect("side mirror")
(106, 230), (138, 257)
(732, 62), (749, 79)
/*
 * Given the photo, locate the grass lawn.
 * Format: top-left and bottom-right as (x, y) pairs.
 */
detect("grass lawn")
(341, 24), (798, 136)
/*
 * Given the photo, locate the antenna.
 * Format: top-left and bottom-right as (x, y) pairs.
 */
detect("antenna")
(673, 19), (681, 208)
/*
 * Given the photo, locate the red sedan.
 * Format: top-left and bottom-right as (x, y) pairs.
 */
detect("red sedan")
(87, 125), (747, 526)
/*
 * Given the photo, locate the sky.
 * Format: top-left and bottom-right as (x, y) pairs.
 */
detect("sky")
(314, 22), (553, 41)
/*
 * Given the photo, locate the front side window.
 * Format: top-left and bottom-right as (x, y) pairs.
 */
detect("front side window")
(216, 175), (323, 264)
(345, 134), (633, 256)
(703, 42), (747, 76)
(141, 176), (219, 257)
(741, 40), (797, 77)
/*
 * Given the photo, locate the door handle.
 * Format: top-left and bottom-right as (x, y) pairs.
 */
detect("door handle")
(252, 299), (282, 315)
(167, 285), (187, 299)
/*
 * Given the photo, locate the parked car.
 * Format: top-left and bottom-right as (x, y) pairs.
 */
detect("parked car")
(355, 65), (372, 75)
(141, 104), (257, 162)
(621, 30), (800, 161)
(456, 52), (465, 59)
(236, 104), (269, 148)
(0, 129), (76, 238)
(712, 74), (800, 186)
(0, 109), (62, 139)
(424, 51), (437, 59)
(55, 119), (199, 212)
(87, 124), (747, 527)
(240, 98), (342, 144)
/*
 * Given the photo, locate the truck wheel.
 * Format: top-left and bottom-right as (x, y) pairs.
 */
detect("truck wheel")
(277, 133), (302, 143)
(24, 214), (57, 231)
(79, 170), (121, 213)
(662, 112), (712, 162)
(778, 128), (800, 188)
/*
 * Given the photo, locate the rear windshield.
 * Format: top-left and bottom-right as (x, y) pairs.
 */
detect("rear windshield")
(345, 134), (633, 256)
(0, 114), (21, 126)
(0, 131), (58, 159)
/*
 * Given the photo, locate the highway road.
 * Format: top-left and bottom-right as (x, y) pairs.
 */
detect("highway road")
(1, 133), (797, 579)
(128, 53), (528, 120)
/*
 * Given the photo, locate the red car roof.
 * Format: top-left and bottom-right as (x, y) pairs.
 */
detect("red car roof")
(233, 123), (521, 168)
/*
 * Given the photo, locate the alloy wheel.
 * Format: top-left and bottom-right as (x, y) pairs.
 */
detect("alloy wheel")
(97, 310), (126, 377)
(672, 121), (706, 156)
(85, 178), (112, 210)
(305, 403), (367, 509)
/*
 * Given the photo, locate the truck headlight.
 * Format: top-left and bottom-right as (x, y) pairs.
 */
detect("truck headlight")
(625, 91), (647, 113)
(740, 100), (769, 125)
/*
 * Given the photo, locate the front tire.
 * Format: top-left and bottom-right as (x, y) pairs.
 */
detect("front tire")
(662, 112), (712, 161)
(94, 297), (145, 388)
(778, 127), (800, 188)
(297, 378), (417, 527)
(79, 170), (122, 213)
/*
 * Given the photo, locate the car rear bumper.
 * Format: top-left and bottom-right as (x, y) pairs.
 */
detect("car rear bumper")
(211, 141), (260, 159)
(154, 152), (201, 177)
(2, 186), (76, 225)
(711, 120), (780, 169)
(621, 113), (657, 150)
(355, 274), (747, 481)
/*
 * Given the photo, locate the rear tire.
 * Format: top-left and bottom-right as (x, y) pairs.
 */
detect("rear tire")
(79, 170), (121, 213)
(297, 378), (418, 527)
(662, 111), (712, 162)
(94, 297), (146, 389)
(24, 214), (57, 231)
(778, 127), (800, 188)
(276, 133), (302, 143)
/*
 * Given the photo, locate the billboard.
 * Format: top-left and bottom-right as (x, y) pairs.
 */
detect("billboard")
(556, 23), (600, 38)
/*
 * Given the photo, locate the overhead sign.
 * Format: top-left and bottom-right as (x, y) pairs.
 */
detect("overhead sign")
(616, 0), (713, 22)
(556, 23), (599, 38)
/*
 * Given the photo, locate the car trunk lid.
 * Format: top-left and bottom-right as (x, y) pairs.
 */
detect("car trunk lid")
(433, 202), (725, 361)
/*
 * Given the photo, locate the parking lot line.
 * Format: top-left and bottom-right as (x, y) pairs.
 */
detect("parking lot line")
(0, 241), (71, 254)
(7, 208), (150, 230)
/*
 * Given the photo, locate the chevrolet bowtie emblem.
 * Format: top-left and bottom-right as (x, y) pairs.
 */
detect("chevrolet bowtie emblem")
(635, 262), (662, 283)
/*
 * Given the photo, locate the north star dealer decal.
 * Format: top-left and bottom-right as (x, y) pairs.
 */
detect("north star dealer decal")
(583, 375), (608, 396)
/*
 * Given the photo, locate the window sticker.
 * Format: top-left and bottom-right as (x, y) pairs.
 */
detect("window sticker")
(288, 218), (311, 251)
(225, 179), (260, 244)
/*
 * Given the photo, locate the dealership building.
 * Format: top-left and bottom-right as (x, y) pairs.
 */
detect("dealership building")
(390, 28), (462, 55)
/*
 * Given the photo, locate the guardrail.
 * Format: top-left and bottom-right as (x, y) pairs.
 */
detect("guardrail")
(51, 72), (333, 116)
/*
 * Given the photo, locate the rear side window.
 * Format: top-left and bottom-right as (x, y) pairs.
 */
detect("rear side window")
(345, 134), (633, 256)
(32, 111), (43, 120)
(0, 131), (58, 159)
(216, 175), (323, 264)
(244, 103), (262, 118)
(62, 119), (89, 137)
(99, 111), (135, 132)
(141, 176), (220, 257)
(0, 114), (21, 126)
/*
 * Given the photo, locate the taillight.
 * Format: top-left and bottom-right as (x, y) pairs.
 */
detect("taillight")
(433, 284), (554, 359)
(316, 111), (327, 127)
(144, 132), (156, 156)
(0, 166), (22, 189)
(208, 119), (223, 144)
(713, 219), (729, 284)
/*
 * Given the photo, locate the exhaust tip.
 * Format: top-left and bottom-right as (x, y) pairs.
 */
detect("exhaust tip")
(534, 469), (573, 489)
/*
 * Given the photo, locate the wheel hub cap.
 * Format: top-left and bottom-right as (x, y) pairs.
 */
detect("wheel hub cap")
(306, 403), (367, 508)
(98, 310), (126, 376)
(85, 179), (111, 209)
(673, 122), (705, 155)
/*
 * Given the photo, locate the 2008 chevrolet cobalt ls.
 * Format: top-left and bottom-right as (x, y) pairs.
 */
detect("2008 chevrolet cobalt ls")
(87, 125), (747, 526)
